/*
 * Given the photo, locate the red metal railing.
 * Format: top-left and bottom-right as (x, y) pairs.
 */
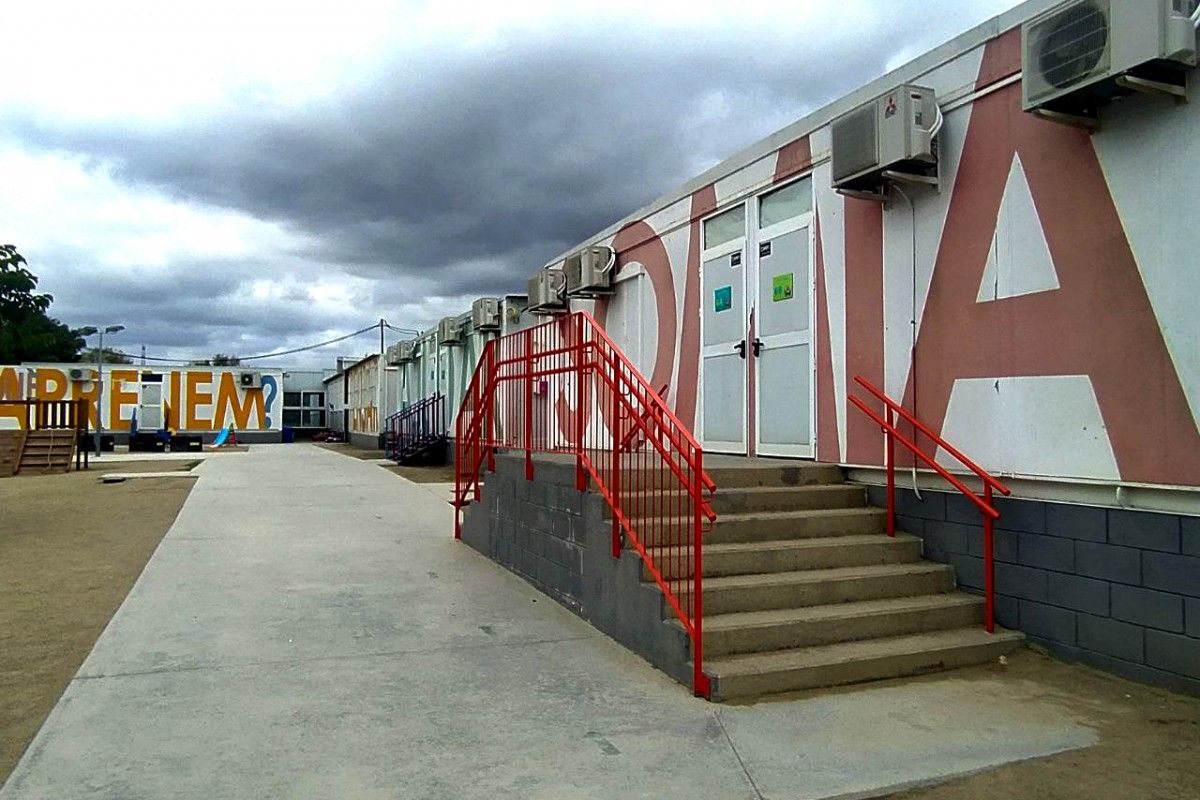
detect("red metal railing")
(848, 376), (1010, 632)
(0, 398), (91, 471)
(453, 311), (717, 697)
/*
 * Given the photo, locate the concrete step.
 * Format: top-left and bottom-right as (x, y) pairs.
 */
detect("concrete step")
(704, 508), (887, 544)
(675, 562), (956, 616)
(644, 534), (922, 580)
(706, 461), (844, 489)
(616, 484), (866, 516)
(694, 594), (986, 657)
(703, 627), (1025, 701)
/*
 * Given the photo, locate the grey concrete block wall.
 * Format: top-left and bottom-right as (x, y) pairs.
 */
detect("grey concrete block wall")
(460, 452), (694, 687)
(868, 486), (1200, 695)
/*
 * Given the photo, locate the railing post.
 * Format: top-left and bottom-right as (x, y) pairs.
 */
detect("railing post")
(984, 483), (995, 634)
(485, 346), (496, 474)
(692, 448), (710, 699)
(885, 407), (896, 538)
(611, 372), (622, 559)
(524, 329), (534, 481)
(574, 315), (586, 492)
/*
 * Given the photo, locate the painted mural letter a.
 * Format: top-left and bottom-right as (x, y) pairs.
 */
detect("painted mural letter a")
(908, 79), (1200, 487)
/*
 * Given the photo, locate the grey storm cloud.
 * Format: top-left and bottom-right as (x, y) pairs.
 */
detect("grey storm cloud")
(7, 1), (1020, 362)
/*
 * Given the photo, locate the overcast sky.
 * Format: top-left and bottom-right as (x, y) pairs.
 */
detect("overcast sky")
(2, 0), (1022, 368)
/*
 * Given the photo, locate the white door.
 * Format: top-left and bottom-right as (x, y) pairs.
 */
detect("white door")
(138, 378), (164, 430)
(700, 203), (749, 453)
(753, 178), (815, 458)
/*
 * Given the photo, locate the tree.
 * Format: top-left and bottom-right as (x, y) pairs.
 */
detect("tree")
(80, 346), (133, 364)
(0, 244), (83, 364)
(192, 354), (241, 366)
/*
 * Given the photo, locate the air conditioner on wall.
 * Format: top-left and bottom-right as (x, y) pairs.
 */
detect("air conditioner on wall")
(438, 316), (463, 346)
(527, 269), (567, 314)
(471, 297), (501, 330)
(1023, 0), (1198, 125)
(239, 371), (261, 389)
(386, 340), (417, 365)
(831, 84), (941, 197)
(68, 368), (93, 382)
(564, 246), (615, 296)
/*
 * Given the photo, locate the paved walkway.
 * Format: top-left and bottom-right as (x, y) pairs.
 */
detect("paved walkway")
(2, 445), (1095, 799)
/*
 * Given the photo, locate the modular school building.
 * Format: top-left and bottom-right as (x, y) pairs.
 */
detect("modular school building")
(0, 364), (330, 442)
(430, 0), (1200, 697)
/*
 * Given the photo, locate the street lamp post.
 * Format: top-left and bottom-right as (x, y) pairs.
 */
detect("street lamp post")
(78, 325), (125, 456)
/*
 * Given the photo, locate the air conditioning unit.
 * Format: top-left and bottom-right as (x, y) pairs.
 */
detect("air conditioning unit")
(831, 85), (940, 196)
(238, 371), (261, 389)
(527, 269), (567, 314)
(385, 340), (417, 365)
(1023, 0), (1198, 123)
(68, 368), (94, 382)
(564, 246), (616, 296)
(471, 297), (501, 330)
(438, 316), (463, 346)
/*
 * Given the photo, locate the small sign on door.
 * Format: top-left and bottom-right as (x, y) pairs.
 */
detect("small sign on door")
(772, 272), (794, 302)
(714, 285), (733, 313)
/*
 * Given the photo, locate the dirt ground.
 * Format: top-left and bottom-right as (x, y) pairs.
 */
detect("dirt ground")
(382, 463), (456, 483)
(316, 442), (455, 482)
(313, 442), (385, 460)
(0, 461), (197, 782)
(879, 647), (1200, 799)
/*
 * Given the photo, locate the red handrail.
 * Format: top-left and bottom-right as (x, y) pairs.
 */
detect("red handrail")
(453, 311), (716, 698)
(848, 376), (1010, 634)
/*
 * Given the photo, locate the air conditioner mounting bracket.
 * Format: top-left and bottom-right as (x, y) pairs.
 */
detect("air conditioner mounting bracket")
(1114, 74), (1188, 104)
(1030, 107), (1099, 132)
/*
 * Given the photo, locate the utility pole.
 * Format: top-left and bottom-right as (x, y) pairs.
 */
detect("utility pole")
(141, 344), (146, 366)
(379, 318), (385, 355)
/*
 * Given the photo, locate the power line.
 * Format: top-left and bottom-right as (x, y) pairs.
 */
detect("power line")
(111, 322), (396, 365)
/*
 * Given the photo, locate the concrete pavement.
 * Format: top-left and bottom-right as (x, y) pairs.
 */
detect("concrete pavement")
(2, 445), (1096, 799)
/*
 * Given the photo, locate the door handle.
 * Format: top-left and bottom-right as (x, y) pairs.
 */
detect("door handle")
(734, 341), (747, 359)
(752, 338), (764, 358)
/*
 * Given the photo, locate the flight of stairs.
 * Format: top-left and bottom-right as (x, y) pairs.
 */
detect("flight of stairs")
(16, 429), (78, 475)
(649, 458), (1023, 701)
(0, 430), (26, 477)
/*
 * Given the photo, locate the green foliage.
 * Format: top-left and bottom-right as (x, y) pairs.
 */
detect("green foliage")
(0, 244), (84, 364)
(192, 354), (241, 366)
(81, 346), (133, 364)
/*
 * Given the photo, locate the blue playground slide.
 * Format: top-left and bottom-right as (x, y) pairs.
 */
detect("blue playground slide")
(212, 425), (232, 447)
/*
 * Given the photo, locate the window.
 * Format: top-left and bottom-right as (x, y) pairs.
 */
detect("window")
(759, 178), (812, 228)
(703, 205), (745, 249)
(282, 390), (327, 427)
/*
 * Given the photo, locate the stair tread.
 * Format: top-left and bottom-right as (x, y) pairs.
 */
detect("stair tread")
(639, 507), (885, 524)
(705, 627), (1024, 677)
(699, 593), (983, 631)
(698, 561), (952, 591)
(647, 533), (919, 557)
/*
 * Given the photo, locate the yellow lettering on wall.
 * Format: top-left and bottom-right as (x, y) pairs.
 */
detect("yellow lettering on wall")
(71, 379), (100, 429)
(34, 368), (68, 401)
(185, 371), (213, 430)
(109, 369), (138, 431)
(0, 367), (23, 426)
(214, 372), (265, 430)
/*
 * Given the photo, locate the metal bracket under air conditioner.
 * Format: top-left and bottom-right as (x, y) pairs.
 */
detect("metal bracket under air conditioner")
(1114, 74), (1189, 104)
(1030, 107), (1100, 131)
(836, 169), (940, 203)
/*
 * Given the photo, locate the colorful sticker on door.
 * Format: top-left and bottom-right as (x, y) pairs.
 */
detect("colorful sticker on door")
(714, 285), (732, 313)
(772, 272), (794, 302)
